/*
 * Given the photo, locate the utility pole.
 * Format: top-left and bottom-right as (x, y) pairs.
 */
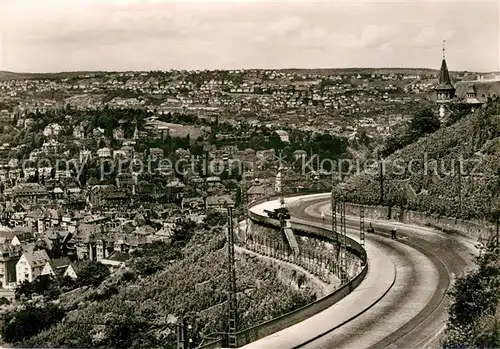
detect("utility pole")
(331, 185), (337, 241)
(360, 205), (365, 251)
(240, 165), (249, 239)
(226, 205), (237, 348)
(457, 158), (462, 214)
(379, 157), (384, 205)
(331, 187), (339, 276)
(496, 214), (499, 252)
(176, 318), (188, 349)
(339, 200), (348, 284)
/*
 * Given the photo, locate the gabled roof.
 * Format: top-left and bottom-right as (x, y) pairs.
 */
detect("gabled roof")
(0, 243), (22, 257)
(0, 225), (12, 238)
(206, 195), (234, 206)
(13, 226), (33, 234)
(26, 209), (43, 219)
(76, 223), (102, 242)
(67, 261), (90, 274)
(247, 184), (266, 195)
(134, 225), (155, 235)
(466, 84), (476, 95)
(22, 249), (50, 267)
(12, 230), (33, 242)
(46, 257), (71, 274)
(106, 251), (131, 263)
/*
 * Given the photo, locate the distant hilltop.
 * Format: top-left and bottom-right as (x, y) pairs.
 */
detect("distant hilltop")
(0, 68), (497, 81)
(0, 70), (110, 81)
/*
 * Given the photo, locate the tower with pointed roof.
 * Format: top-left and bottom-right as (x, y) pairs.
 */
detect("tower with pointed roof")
(434, 41), (455, 118)
(434, 41), (455, 102)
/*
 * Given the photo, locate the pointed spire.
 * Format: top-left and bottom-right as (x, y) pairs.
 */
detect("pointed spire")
(437, 40), (453, 88)
(434, 40), (455, 101)
(439, 58), (452, 86)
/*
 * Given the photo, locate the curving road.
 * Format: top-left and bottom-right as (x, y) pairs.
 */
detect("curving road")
(294, 196), (477, 349)
(242, 194), (478, 349)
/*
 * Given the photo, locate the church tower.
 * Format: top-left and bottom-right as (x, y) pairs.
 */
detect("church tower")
(434, 41), (455, 118)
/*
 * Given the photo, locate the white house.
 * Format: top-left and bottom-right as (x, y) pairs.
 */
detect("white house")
(41, 257), (71, 278)
(16, 249), (50, 283)
(275, 130), (290, 143)
(97, 147), (112, 158)
(64, 264), (78, 279)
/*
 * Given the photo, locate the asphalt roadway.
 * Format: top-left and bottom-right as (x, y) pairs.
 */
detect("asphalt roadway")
(241, 194), (478, 349)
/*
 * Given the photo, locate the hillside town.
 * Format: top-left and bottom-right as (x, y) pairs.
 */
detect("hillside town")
(0, 47), (500, 348)
(1, 60), (500, 293)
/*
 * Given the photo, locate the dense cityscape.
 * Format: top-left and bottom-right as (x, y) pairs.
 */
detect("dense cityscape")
(0, 1), (499, 349)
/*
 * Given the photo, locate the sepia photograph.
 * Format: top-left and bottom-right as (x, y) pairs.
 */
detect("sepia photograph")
(0, 0), (499, 348)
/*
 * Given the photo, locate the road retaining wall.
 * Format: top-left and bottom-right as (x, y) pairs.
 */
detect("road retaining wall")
(342, 202), (493, 241)
(292, 193), (494, 241)
(230, 198), (367, 347)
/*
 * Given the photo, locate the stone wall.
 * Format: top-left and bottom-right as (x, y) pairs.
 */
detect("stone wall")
(343, 202), (495, 241)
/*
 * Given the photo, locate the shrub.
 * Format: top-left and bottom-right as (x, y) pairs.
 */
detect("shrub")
(77, 262), (110, 288)
(0, 303), (66, 343)
(443, 242), (500, 348)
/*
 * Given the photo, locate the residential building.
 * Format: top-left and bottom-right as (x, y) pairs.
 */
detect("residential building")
(41, 257), (72, 277)
(16, 249), (50, 283)
(0, 244), (22, 289)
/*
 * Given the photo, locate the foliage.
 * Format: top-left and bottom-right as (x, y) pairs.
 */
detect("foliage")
(15, 280), (33, 300)
(205, 211), (227, 227)
(131, 241), (183, 276)
(15, 274), (81, 301)
(0, 303), (66, 343)
(23, 228), (315, 349)
(171, 220), (196, 245)
(382, 107), (441, 157)
(445, 103), (472, 127)
(343, 100), (500, 221)
(407, 107), (441, 139)
(443, 242), (500, 348)
(77, 262), (111, 288)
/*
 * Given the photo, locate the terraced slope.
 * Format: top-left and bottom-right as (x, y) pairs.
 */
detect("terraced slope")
(343, 101), (500, 222)
(14, 228), (315, 349)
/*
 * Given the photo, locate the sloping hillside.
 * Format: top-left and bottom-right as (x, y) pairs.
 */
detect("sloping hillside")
(342, 100), (500, 221)
(15, 227), (315, 349)
(0, 71), (27, 81)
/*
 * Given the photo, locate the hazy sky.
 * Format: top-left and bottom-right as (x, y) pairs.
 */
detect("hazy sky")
(1, 0), (499, 73)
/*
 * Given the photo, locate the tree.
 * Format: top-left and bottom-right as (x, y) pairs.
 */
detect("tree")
(32, 274), (55, 296)
(443, 242), (500, 348)
(446, 103), (471, 126)
(77, 262), (110, 287)
(407, 108), (441, 140)
(15, 280), (33, 300)
(381, 108), (441, 157)
(205, 211), (226, 227)
(171, 220), (196, 244)
(235, 187), (242, 208)
(268, 133), (284, 150)
(0, 304), (66, 343)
